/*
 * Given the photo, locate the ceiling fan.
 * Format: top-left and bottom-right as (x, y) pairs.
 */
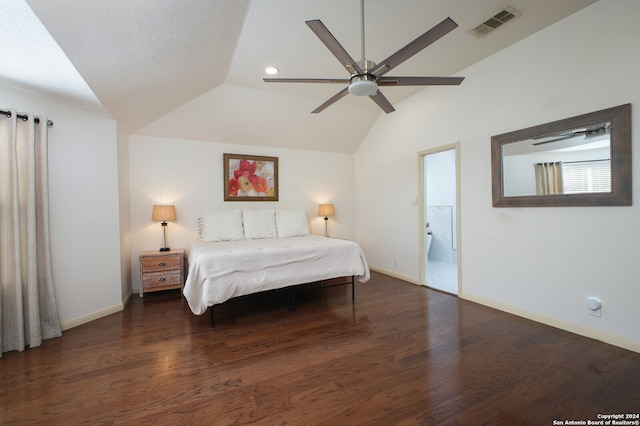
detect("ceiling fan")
(263, 0), (465, 113)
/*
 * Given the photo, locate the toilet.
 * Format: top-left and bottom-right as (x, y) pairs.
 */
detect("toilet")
(426, 225), (433, 258)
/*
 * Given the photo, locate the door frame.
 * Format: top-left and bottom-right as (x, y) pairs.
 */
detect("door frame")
(417, 142), (462, 294)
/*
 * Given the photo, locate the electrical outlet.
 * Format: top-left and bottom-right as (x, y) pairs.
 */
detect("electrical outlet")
(393, 258), (397, 266)
(587, 298), (602, 317)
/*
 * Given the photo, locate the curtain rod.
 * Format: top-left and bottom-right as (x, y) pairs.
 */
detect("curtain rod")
(0, 109), (54, 127)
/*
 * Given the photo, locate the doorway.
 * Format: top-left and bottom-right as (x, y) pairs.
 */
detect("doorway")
(418, 144), (460, 295)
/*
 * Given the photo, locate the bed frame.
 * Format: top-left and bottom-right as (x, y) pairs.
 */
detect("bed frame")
(208, 275), (355, 327)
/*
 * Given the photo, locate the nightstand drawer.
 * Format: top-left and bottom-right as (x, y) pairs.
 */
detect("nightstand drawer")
(141, 254), (181, 272)
(139, 249), (185, 297)
(142, 271), (182, 289)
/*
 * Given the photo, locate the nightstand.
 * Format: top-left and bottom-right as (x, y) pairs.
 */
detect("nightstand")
(139, 249), (185, 297)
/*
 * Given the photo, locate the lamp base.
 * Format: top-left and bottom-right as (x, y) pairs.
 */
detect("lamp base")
(159, 221), (170, 252)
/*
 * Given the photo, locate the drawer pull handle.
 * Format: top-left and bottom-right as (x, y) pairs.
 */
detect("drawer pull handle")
(159, 278), (166, 282)
(158, 262), (166, 266)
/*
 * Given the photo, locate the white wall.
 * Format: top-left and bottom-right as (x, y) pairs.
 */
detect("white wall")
(355, 0), (640, 351)
(2, 82), (124, 328)
(117, 125), (132, 301)
(129, 135), (356, 292)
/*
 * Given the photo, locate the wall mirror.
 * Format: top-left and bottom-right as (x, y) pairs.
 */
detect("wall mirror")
(491, 104), (631, 207)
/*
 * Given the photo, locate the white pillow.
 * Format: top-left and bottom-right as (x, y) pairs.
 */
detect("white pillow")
(201, 209), (244, 242)
(276, 209), (310, 238)
(242, 209), (277, 239)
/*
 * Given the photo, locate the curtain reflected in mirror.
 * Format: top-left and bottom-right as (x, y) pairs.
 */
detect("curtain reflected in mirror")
(534, 162), (563, 195)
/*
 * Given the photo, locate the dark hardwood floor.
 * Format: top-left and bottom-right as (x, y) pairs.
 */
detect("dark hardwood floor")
(1, 272), (639, 425)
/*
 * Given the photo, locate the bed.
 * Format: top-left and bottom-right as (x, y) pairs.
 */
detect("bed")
(182, 208), (370, 325)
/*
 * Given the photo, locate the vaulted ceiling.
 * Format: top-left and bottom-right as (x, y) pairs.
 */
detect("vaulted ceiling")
(2, 0), (598, 152)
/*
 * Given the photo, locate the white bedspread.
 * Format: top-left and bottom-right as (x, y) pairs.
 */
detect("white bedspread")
(183, 235), (370, 315)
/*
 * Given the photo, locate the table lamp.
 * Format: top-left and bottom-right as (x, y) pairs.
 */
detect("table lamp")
(151, 205), (176, 251)
(318, 204), (335, 237)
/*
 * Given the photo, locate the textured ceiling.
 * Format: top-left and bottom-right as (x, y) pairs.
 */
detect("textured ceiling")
(3, 0), (599, 153)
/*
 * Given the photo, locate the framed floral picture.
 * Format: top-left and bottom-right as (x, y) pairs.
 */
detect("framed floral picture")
(223, 153), (278, 201)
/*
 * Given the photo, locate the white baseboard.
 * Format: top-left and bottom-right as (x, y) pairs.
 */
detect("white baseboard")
(460, 292), (640, 354)
(60, 302), (125, 331)
(368, 265), (421, 285)
(121, 289), (132, 308)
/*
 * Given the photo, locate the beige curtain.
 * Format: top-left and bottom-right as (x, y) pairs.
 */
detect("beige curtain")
(0, 110), (61, 356)
(534, 161), (564, 195)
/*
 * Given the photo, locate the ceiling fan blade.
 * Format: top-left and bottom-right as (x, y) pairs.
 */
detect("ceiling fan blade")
(264, 78), (350, 84)
(369, 91), (395, 114)
(369, 17), (458, 77)
(378, 76), (465, 86)
(306, 20), (363, 75)
(311, 87), (350, 113)
(531, 129), (589, 145)
(532, 134), (583, 146)
(532, 124), (610, 145)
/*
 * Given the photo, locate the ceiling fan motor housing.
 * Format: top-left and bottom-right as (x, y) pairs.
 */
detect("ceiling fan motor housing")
(349, 74), (378, 96)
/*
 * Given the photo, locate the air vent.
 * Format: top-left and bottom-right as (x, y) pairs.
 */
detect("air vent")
(470, 6), (521, 37)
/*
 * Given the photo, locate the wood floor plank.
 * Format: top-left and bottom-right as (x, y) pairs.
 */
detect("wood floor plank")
(1, 272), (638, 425)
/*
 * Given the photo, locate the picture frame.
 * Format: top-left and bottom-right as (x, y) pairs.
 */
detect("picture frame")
(223, 153), (279, 201)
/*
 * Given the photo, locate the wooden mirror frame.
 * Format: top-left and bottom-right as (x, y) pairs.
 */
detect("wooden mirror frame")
(491, 104), (631, 207)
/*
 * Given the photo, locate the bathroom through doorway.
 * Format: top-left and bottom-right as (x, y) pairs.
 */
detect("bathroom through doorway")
(418, 144), (460, 295)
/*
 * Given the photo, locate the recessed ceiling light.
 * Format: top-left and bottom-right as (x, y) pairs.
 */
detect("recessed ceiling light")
(265, 66), (279, 75)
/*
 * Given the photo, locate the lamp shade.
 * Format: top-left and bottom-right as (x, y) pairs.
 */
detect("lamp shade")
(151, 205), (176, 222)
(318, 204), (335, 217)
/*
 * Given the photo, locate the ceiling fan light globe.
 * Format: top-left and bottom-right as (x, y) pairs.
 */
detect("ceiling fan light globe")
(349, 78), (378, 96)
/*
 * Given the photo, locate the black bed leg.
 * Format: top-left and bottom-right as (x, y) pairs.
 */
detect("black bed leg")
(210, 306), (215, 328)
(288, 290), (296, 312)
(351, 275), (355, 301)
